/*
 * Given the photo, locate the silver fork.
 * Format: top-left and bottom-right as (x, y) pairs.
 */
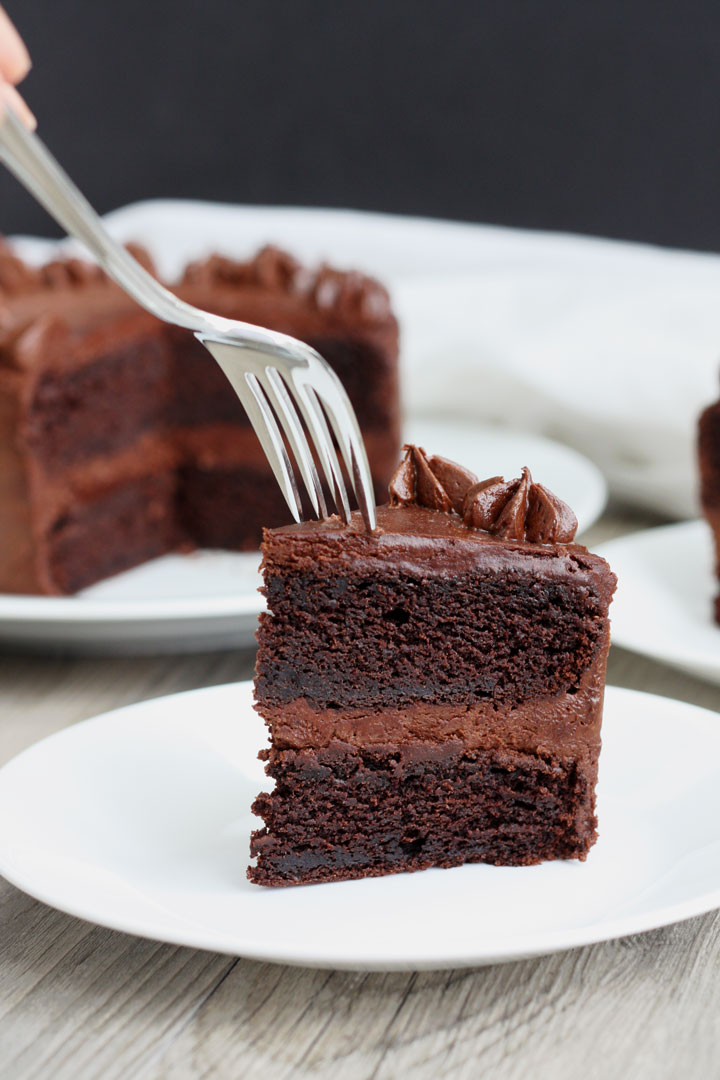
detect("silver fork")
(0, 106), (376, 531)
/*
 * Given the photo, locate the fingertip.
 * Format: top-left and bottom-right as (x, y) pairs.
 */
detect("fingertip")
(0, 6), (30, 82)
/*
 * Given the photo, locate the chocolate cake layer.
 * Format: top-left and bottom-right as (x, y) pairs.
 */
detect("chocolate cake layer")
(249, 740), (598, 886)
(257, 507), (614, 710)
(258, 567), (606, 708)
(43, 459), (299, 591)
(47, 472), (183, 594)
(177, 463), (292, 549)
(26, 335), (174, 469)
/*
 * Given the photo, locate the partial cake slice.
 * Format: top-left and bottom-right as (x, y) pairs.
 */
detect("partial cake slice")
(699, 394), (720, 621)
(250, 446), (616, 887)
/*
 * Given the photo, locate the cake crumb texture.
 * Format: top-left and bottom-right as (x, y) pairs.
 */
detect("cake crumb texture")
(249, 742), (598, 886)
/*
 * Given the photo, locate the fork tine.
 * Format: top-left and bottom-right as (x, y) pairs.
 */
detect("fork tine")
(258, 367), (327, 519)
(309, 368), (377, 533)
(235, 372), (303, 523)
(197, 333), (371, 528)
(288, 378), (352, 523)
(349, 443), (377, 534)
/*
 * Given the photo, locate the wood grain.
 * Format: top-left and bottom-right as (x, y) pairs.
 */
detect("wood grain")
(0, 510), (718, 1079)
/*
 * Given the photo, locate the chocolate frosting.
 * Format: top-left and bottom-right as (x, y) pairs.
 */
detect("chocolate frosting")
(389, 444), (478, 515)
(181, 246), (301, 292)
(261, 675), (605, 759)
(310, 266), (391, 321)
(0, 242), (42, 295)
(181, 245), (391, 324)
(0, 237), (390, 326)
(388, 446), (578, 545)
(464, 467), (578, 543)
(0, 240), (156, 298)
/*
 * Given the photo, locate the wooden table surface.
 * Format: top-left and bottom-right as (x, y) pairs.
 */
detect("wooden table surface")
(2, 509), (719, 1080)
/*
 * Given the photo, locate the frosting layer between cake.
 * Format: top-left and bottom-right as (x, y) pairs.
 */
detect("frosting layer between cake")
(258, 664), (604, 762)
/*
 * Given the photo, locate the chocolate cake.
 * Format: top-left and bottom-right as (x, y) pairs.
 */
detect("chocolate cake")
(0, 242), (400, 594)
(250, 446), (616, 887)
(699, 396), (720, 621)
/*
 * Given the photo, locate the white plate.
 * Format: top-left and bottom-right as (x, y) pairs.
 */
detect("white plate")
(596, 520), (720, 685)
(0, 682), (718, 971)
(0, 417), (605, 654)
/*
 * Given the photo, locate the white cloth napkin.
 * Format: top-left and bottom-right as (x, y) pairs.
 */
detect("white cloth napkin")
(390, 232), (720, 520)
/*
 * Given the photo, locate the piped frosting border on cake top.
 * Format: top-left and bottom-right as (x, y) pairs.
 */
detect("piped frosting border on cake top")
(388, 444), (578, 545)
(181, 245), (391, 323)
(0, 239), (156, 298)
(0, 239), (393, 342)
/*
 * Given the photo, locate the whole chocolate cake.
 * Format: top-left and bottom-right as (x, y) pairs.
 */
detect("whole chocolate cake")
(250, 446), (616, 886)
(0, 242), (400, 594)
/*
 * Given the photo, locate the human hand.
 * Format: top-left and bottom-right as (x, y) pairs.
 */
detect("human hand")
(0, 6), (34, 128)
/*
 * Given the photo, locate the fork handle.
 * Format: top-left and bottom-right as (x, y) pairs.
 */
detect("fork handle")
(0, 107), (233, 337)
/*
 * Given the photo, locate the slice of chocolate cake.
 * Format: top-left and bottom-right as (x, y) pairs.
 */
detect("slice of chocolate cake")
(250, 446), (616, 887)
(699, 395), (720, 621)
(0, 242), (400, 594)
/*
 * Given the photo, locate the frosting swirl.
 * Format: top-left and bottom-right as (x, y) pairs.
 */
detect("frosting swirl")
(389, 444), (479, 515)
(463, 467), (577, 543)
(388, 446), (578, 544)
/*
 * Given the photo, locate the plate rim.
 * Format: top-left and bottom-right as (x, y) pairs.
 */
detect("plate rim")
(0, 681), (718, 971)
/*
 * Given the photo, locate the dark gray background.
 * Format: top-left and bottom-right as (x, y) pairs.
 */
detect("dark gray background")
(3, 0), (719, 249)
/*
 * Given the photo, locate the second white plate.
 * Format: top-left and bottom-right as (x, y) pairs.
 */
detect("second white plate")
(597, 519), (720, 684)
(0, 418), (606, 654)
(0, 682), (719, 970)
